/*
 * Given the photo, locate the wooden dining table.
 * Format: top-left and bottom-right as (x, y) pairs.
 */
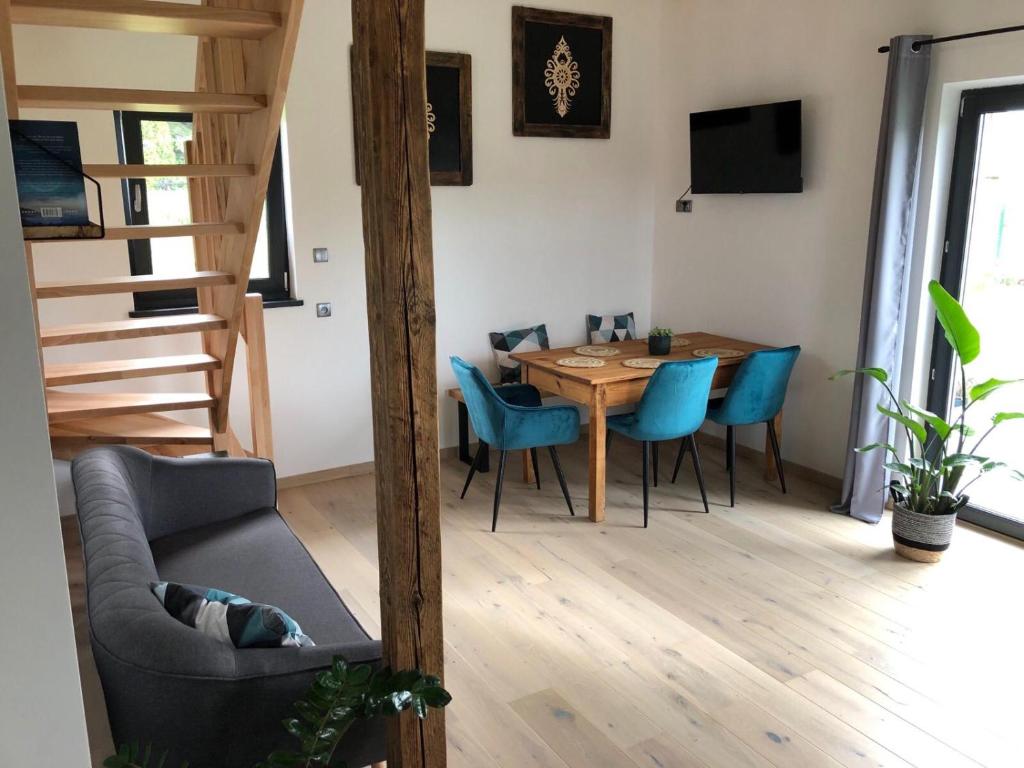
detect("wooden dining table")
(511, 331), (780, 522)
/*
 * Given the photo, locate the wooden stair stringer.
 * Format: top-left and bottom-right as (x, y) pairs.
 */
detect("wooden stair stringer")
(192, 0), (305, 435)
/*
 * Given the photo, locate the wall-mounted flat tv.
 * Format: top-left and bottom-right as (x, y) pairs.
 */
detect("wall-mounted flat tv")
(690, 99), (803, 194)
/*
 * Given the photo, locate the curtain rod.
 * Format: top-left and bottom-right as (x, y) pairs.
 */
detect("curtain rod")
(878, 23), (1024, 54)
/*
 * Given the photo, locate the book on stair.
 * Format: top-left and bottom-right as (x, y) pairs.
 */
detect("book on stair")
(9, 119), (100, 238)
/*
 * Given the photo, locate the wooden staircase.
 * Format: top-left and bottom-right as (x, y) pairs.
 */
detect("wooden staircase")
(1, 0), (304, 460)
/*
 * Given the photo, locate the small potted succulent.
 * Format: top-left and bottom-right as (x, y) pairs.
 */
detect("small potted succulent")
(648, 327), (673, 356)
(834, 280), (1022, 562)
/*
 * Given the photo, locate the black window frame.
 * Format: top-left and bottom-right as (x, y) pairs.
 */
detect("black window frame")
(115, 110), (292, 315)
(926, 83), (1024, 541)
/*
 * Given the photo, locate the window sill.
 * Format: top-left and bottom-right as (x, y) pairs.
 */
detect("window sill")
(128, 298), (304, 319)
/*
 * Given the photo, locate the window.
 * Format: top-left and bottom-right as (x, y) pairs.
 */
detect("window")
(926, 84), (1024, 541)
(115, 111), (292, 315)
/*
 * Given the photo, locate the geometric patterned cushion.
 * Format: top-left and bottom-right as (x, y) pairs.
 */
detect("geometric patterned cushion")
(151, 582), (314, 649)
(587, 312), (636, 344)
(488, 323), (549, 384)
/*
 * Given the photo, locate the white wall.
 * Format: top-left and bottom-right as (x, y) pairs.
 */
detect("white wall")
(0, 87), (90, 765)
(650, 0), (1024, 479)
(16, 0), (661, 479)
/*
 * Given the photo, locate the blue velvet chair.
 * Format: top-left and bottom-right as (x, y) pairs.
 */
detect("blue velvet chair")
(673, 346), (800, 506)
(607, 357), (718, 527)
(451, 357), (580, 531)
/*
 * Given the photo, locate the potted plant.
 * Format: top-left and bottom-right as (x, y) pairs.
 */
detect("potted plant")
(833, 280), (1023, 562)
(648, 327), (673, 356)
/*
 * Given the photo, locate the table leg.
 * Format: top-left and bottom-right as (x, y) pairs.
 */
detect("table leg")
(764, 410), (783, 481)
(520, 364), (535, 484)
(588, 386), (608, 522)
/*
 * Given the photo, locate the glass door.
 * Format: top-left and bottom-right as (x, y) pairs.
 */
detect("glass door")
(927, 84), (1024, 539)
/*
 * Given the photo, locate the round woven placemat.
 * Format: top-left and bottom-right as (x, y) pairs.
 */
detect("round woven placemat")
(671, 336), (692, 348)
(622, 358), (663, 369)
(557, 357), (606, 368)
(692, 347), (744, 359)
(574, 345), (620, 357)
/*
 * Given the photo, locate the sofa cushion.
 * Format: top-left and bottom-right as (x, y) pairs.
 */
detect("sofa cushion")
(150, 508), (370, 646)
(152, 582), (315, 648)
(489, 323), (549, 383)
(587, 311), (637, 343)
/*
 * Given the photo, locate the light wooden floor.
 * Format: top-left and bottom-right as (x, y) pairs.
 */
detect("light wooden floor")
(66, 439), (1024, 767)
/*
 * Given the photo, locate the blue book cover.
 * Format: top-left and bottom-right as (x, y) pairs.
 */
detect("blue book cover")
(9, 119), (90, 227)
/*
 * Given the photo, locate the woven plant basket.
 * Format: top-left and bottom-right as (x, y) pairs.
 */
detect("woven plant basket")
(892, 504), (957, 563)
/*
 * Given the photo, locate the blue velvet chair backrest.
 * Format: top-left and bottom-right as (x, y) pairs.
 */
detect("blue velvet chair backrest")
(715, 345), (801, 425)
(450, 356), (507, 447)
(632, 357), (719, 440)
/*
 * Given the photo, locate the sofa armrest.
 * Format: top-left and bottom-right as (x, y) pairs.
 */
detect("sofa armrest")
(145, 452), (277, 540)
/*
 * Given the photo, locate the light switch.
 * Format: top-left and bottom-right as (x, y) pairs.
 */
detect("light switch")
(313, 247), (329, 263)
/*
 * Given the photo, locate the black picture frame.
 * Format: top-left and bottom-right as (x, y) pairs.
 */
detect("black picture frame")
(512, 6), (613, 139)
(353, 49), (473, 186)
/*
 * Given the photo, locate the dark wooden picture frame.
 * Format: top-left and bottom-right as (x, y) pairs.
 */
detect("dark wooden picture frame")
(353, 49), (472, 186)
(512, 6), (612, 139)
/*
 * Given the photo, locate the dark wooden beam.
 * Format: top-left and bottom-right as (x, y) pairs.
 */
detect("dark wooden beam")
(351, 1), (446, 766)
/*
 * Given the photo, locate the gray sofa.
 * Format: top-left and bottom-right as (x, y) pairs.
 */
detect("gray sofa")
(72, 446), (386, 768)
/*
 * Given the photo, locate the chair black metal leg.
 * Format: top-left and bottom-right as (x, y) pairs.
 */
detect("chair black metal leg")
(671, 437), (689, 483)
(727, 426), (736, 508)
(457, 401), (471, 465)
(652, 441), (659, 488)
(491, 451), (508, 532)
(766, 420), (787, 494)
(689, 435), (710, 514)
(642, 441), (650, 528)
(461, 442), (488, 499)
(530, 447), (541, 489)
(548, 446), (575, 516)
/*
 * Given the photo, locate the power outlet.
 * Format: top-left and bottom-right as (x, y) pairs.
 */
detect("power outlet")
(676, 198), (693, 213)
(316, 302), (332, 318)
(313, 247), (329, 263)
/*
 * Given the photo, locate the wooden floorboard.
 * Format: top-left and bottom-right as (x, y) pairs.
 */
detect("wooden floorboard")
(62, 439), (1023, 767)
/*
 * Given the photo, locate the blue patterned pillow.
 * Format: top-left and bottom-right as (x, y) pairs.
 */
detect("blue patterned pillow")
(151, 582), (314, 649)
(488, 323), (550, 384)
(587, 312), (636, 343)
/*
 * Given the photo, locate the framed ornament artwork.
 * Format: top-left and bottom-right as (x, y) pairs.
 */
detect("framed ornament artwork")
(512, 6), (613, 139)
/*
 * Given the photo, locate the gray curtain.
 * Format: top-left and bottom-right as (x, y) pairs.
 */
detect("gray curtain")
(833, 35), (932, 523)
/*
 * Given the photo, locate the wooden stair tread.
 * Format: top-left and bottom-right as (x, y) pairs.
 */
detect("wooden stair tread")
(40, 313), (227, 347)
(83, 163), (255, 178)
(11, 0), (281, 40)
(46, 390), (216, 423)
(106, 223), (244, 240)
(18, 85), (267, 113)
(45, 354), (221, 386)
(36, 271), (234, 298)
(50, 412), (213, 445)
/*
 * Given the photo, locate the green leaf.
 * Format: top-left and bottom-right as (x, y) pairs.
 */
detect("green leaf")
(902, 401), (952, 440)
(980, 461), (1008, 473)
(928, 280), (980, 365)
(831, 367), (889, 384)
(1010, 470), (1024, 482)
(969, 378), (1022, 403)
(854, 442), (898, 456)
(993, 412), (1024, 425)
(884, 461), (914, 477)
(877, 404), (927, 445)
(942, 453), (985, 468)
